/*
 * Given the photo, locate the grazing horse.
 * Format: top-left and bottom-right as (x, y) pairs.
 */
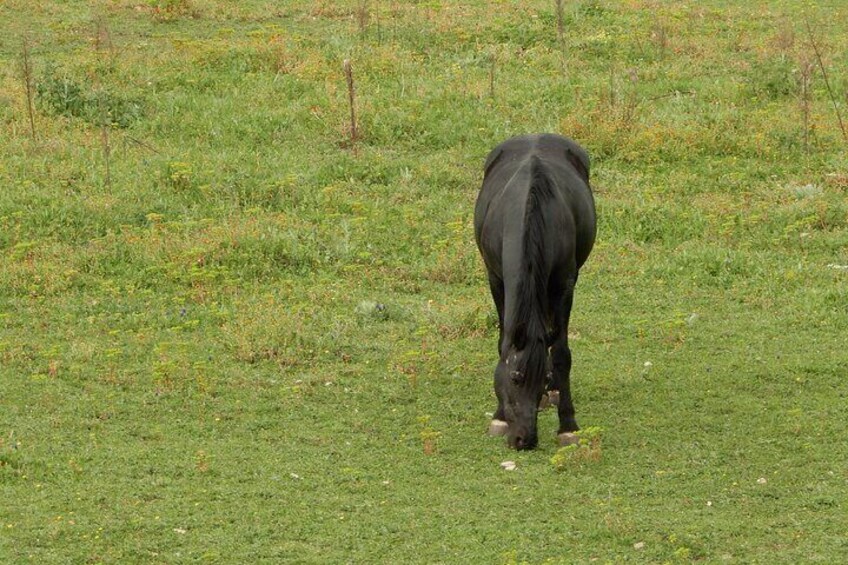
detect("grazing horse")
(474, 134), (596, 450)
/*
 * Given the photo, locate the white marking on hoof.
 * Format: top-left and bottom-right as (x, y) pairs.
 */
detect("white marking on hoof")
(547, 390), (560, 406)
(489, 419), (509, 436)
(557, 432), (579, 446)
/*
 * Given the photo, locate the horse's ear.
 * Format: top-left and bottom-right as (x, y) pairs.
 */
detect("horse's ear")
(483, 148), (503, 177)
(565, 148), (590, 183)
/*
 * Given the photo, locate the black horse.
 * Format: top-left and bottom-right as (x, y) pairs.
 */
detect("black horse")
(474, 134), (596, 450)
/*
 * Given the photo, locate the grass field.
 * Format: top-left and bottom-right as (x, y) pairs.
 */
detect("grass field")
(2, 0), (848, 562)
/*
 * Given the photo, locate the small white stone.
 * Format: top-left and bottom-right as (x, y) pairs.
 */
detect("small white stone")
(500, 461), (517, 471)
(757, 477), (767, 484)
(633, 542), (645, 550)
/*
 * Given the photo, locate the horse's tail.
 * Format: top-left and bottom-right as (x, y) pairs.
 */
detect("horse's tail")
(512, 155), (553, 385)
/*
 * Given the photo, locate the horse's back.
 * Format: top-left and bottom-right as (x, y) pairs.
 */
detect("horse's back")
(476, 134), (596, 270)
(483, 134), (589, 183)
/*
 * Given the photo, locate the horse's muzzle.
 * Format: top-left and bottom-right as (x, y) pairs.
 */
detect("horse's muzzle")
(509, 431), (538, 450)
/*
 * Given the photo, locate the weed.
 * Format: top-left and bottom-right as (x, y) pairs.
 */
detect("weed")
(418, 415), (441, 455)
(747, 57), (797, 100)
(164, 161), (195, 192)
(804, 15), (848, 143)
(488, 51), (496, 98)
(550, 427), (604, 470)
(146, 0), (199, 22)
(650, 18), (669, 57)
(799, 54), (814, 153)
(355, 0), (370, 35)
(343, 59), (359, 144)
(36, 67), (142, 128)
(20, 37), (37, 141)
(773, 18), (795, 52)
(554, 0), (567, 75)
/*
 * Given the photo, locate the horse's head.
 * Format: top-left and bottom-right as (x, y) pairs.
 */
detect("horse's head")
(495, 338), (551, 450)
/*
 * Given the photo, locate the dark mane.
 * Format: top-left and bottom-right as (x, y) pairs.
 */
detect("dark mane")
(510, 155), (553, 386)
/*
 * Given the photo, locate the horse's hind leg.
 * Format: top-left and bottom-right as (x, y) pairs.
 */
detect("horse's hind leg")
(550, 278), (579, 435)
(487, 273), (508, 436)
(487, 273), (505, 357)
(551, 338), (578, 433)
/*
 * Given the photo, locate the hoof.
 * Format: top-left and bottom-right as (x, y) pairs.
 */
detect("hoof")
(557, 432), (579, 446)
(489, 419), (509, 436)
(538, 390), (560, 410)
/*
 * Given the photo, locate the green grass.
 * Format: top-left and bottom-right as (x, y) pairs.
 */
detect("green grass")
(2, 0), (848, 562)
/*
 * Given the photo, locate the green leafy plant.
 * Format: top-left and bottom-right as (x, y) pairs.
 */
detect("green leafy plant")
(550, 426), (604, 470)
(418, 415), (442, 455)
(36, 68), (142, 128)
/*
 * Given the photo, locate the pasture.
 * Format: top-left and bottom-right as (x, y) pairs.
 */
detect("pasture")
(1, 0), (847, 562)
